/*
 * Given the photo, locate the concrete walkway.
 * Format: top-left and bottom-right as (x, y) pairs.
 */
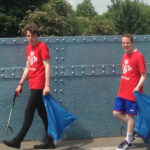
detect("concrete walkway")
(0, 136), (150, 150)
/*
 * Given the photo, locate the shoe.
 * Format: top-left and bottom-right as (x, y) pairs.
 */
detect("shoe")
(116, 140), (132, 150)
(3, 139), (21, 149)
(132, 131), (138, 143)
(33, 139), (55, 149)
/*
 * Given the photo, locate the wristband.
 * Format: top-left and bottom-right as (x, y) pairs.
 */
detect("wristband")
(19, 83), (23, 86)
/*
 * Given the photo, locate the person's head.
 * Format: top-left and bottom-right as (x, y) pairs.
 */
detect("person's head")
(122, 34), (134, 53)
(24, 24), (40, 46)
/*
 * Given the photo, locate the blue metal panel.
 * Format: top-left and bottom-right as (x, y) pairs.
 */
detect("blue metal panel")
(0, 35), (150, 141)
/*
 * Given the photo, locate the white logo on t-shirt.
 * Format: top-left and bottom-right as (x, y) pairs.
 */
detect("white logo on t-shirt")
(122, 59), (132, 74)
(28, 51), (38, 65)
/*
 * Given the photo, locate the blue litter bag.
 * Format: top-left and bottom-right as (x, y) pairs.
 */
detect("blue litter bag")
(134, 91), (150, 144)
(42, 94), (77, 142)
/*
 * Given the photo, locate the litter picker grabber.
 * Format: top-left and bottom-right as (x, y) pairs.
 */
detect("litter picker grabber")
(5, 92), (17, 135)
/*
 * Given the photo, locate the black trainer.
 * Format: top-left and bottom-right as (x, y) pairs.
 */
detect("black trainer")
(132, 131), (138, 143)
(3, 139), (21, 149)
(33, 139), (55, 149)
(116, 140), (132, 150)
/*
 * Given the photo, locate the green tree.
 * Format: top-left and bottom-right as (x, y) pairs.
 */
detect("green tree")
(107, 0), (122, 11)
(84, 15), (118, 35)
(19, 0), (75, 36)
(76, 0), (97, 18)
(133, 3), (150, 34)
(107, 0), (150, 34)
(70, 16), (90, 35)
(0, 0), (48, 37)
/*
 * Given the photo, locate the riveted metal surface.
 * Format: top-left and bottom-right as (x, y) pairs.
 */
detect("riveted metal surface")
(0, 35), (150, 141)
(0, 67), (24, 79)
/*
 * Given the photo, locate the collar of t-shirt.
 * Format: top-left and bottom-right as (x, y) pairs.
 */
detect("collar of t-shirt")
(127, 48), (137, 55)
(132, 48), (137, 53)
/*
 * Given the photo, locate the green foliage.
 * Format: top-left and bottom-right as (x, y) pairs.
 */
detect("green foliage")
(0, 13), (18, 37)
(83, 15), (118, 35)
(0, 0), (48, 37)
(19, 0), (75, 36)
(50, 0), (73, 17)
(76, 0), (97, 18)
(107, 0), (150, 34)
(70, 17), (90, 35)
(134, 3), (150, 34)
(1, 0), (150, 36)
(108, 0), (122, 11)
(75, 0), (117, 35)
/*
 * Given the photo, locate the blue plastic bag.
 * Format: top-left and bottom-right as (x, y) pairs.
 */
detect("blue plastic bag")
(134, 91), (150, 144)
(42, 94), (77, 142)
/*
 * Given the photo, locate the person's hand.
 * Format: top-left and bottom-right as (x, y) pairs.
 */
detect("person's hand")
(133, 87), (139, 92)
(15, 84), (23, 97)
(43, 86), (50, 96)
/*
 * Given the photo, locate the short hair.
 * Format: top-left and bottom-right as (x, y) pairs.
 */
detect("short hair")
(24, 24), (40, 36)
(122, 33), (134, 43)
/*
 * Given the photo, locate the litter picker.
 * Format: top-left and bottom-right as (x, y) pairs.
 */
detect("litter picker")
(5, 92), (17, 135)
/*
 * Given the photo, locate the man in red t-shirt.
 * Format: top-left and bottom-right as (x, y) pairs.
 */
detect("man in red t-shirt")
(3, 24), (55, 149)
(113, 34), (146, 150)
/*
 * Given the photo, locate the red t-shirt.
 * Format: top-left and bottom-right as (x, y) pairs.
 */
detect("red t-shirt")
(118, 50), (146, 101)
(27, 41), (50, 89)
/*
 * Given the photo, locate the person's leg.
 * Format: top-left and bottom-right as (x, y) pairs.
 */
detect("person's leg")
(124, 100), (137, 144)
(116, 99), (137, 150)
(37, 93), (48, 134)
(125, 114), (135, 143)
(113, 96), (126, 122)
(126, 115), (135, 133)
(33, 94), (55, 149)
(3, 90), (38, 148)
(115, 115), (134, 150)
(113, 111), (127, 123)
(14, 90), (40, 141)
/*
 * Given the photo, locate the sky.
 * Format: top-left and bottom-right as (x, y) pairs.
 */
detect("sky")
(66, 0), (150, 14)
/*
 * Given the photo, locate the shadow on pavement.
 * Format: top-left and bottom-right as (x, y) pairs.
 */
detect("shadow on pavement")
(60, 146), (90, 150)
(133, 141), (150, 149)
(56, 139), (93, 150)
(56, 122), (93, 150)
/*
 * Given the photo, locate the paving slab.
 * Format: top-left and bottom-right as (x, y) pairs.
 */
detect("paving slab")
(0, 136), (150, 150)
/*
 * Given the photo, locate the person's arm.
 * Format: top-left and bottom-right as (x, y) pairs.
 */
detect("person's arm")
(16, 60), (29, 96)
(43, 59), (50, 95)
(134, 72), (146, 91)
